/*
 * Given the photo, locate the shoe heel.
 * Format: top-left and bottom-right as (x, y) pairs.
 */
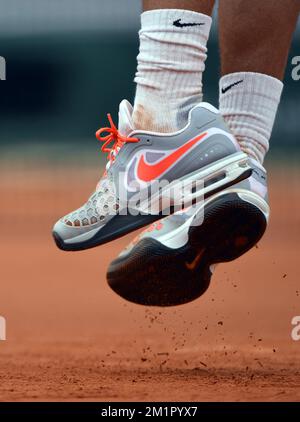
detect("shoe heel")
(189, 192), (267, 263)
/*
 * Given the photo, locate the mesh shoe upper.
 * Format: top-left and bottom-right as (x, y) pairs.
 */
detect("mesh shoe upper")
(62, 175), (119, 228)
(57, 100), (135, 231)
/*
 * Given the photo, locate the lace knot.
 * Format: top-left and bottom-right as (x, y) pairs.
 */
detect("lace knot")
(96, 114), (139, 163)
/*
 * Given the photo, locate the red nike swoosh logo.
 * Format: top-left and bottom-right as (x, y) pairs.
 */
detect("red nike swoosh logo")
(136, 132), (207, 182)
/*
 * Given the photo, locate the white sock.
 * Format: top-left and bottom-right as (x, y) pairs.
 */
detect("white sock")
(219, 72), (283, 164)
(133, 9), (212, 133)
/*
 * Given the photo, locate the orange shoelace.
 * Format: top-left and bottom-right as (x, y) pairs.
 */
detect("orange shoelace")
(96, 114), (139, 163)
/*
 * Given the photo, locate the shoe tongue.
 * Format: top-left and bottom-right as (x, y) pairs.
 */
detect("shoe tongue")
(118, 99), (134, 136)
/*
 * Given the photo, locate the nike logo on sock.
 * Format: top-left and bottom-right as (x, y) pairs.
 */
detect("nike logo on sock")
(221, 80), (244, 94)
(173, 19), (205, 28)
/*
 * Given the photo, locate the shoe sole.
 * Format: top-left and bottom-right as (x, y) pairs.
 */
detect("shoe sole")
(107, 192), (267, 307)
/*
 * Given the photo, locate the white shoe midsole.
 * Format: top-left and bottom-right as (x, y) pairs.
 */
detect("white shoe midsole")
(63, 224), (105, 244)
(237, 191), (269, 221)
(136, 152), (250, 214)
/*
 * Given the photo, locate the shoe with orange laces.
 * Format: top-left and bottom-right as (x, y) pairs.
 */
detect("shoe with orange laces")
(107, 159), (269, 306)
(53, 100), (252, 251)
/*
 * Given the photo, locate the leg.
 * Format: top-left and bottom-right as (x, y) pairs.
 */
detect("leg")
(218, 0), (299, 163)
(143, 0), (214, 15)
(107, 2), (277, 306)
(219, 0), (300, 79)
(133, 1), (215, 132)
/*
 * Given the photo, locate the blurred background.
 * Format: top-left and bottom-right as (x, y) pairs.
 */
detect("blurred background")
(0, 0), (299, 155)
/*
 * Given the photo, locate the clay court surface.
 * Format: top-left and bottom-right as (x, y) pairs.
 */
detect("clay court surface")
(0, 161), (299, 401)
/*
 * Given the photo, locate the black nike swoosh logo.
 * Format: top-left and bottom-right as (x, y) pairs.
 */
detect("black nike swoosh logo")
(173, 19), (205, 28)
(221, 79), (244, 94)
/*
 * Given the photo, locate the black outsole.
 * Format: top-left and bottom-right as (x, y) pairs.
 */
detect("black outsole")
(52, 213), (159, 252)
(107, 193), (267, 307)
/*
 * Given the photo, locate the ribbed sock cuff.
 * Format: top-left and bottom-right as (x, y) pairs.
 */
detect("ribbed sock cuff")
(219, 72), (283, 105)
(219, 72), (283, 163)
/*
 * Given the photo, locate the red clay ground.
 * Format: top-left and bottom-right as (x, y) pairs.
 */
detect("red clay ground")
(0, 162), (299, 401)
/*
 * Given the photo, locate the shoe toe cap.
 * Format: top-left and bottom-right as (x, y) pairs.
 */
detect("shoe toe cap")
(52, 219), (77, 241)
